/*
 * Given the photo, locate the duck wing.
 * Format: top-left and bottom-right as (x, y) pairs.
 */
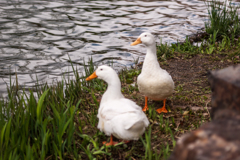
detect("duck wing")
(99, 98), (149, 129)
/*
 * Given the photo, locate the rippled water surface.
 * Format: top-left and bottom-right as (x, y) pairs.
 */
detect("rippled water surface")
(0, 0), (215, 95)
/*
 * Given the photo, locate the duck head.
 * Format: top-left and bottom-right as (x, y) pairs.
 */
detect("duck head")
(86, 65), (118, 83)
(131, 32), (155, 47)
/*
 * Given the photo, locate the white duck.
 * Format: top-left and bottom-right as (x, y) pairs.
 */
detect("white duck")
(86, 65), (149, 146)
(131, 32), (174, 114)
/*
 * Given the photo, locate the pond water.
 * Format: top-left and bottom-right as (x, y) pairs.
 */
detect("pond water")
(0, 0), (228, 96)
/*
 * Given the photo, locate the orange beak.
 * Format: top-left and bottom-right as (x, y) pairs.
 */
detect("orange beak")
(131, 37), (142, 46)
(86, 71), (98, 81)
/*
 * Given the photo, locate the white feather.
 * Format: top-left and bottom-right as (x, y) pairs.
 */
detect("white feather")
(92, 65), (149, 141)
(135, 32), (174, 100)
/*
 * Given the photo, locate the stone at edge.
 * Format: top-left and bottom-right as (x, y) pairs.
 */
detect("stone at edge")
(208, 65), (240, 119)
(168, 64), (240, 160)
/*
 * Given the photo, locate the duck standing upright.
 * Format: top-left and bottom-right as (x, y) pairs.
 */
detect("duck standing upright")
(86, 65), (149, 146)
(131, 32), (174, 114)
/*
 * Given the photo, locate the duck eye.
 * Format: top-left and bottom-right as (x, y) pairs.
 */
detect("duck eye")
(100, 68), (103, 71)
(145, 35), (147, 37)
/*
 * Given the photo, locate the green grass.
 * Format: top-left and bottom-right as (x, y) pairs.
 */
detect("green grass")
(205, 0), (240, 42)
(157, 27), (240, 60)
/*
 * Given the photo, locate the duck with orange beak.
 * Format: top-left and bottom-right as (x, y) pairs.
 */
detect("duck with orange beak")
(131, 32), (174, 114)
(86, 65), (149, 146)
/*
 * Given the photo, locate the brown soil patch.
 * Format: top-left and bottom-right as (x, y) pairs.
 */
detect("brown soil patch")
(162, 54), (235, 109)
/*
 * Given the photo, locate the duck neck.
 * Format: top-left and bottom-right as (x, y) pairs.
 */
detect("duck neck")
(142, 44), (160, 73)
(101, 77), (123, 104)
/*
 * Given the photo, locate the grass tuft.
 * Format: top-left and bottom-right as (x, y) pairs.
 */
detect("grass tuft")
(205, 0), (240, 42)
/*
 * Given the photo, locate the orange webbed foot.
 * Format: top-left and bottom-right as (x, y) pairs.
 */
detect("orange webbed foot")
(156, 107), (168, 114)
(156, 99), (168, 114)
(102, 141), (119, 146)
(103, 135), (119, 146)
(142, 106), (149, 112)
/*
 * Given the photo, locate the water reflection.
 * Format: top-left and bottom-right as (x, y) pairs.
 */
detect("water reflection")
(0, 0), (219, 96)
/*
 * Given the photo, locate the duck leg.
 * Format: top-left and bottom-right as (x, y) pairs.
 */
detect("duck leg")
(102, 135), (118, 146)
(156, 99), (168, 114)
(142, 96), (149, 112)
